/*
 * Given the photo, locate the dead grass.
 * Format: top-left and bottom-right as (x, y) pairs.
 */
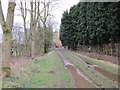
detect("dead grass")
(75, 51), (118, 64)
(2, 56), (39, 88)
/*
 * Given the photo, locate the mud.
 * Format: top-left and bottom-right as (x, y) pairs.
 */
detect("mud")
(94, 67), (120, 83)
(57, 51), (96, 88)
(67, 52), (86, 64)
(67, 52), (120, 83)
(85, 61), (93, 65)
(48, 71), (55, 74)
(65, 65), (95, 88)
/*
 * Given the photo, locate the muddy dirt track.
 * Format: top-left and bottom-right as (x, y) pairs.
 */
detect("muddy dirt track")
(57, 50), (96, 88)
(56, 50), (120, 88)
(66, 52), (120, 83)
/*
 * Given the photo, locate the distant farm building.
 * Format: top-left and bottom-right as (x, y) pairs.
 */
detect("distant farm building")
(53, 31), (62, 48)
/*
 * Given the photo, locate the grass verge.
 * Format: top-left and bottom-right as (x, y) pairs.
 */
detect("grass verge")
(63, 52), (119, 88)
(2, 51), (74, 88)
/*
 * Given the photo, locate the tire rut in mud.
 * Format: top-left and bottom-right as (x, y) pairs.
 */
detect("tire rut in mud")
(56, 50), (96, 88)
(66, 52), (120, 84)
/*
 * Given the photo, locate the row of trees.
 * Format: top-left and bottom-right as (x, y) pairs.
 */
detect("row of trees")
(60, 2), (120, 56)
(0, 0), (58, 76)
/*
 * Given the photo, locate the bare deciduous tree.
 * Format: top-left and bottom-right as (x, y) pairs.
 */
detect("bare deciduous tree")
(19, 0), (28, 56)
(30, 0), (40, 59)
(40, 0), (55, 55)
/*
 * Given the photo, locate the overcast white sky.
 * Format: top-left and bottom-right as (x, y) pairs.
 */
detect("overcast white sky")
(0, 0), (80, 34)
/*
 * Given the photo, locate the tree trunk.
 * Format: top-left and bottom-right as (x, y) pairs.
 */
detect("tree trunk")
(31, 39), (35, 58)
(23, 18), (28, 57)
(20, 1), (28, 57)
(1, 1), (16, 76)
(30, 1), (40, 58)
(2, 31), (12, 76)
(118, 42), (120, 65)
(31, 25), (35, 59)
(41, 29), (45, 56)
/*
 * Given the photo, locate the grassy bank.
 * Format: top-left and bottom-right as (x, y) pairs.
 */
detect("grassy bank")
(2, 51), (74, 88)
(71, 51), (119, 74)
(63, 52), (119, 88)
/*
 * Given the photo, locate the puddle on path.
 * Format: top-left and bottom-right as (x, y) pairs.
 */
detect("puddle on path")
(94, 67), (120, 83)
(83, 58), (120, 83)
(84, 59), (120, 83)
(65, 65), (96, 88)
(68, 52), (120, 83)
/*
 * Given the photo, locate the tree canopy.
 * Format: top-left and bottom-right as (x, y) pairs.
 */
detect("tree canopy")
(60, 2), (120, 50)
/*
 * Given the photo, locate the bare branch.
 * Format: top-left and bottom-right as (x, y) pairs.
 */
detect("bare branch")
(36, 1), (40, 21)
(24, 0), (27, 19)
(6, 1), (16, 30)
(34, 0), (37, 20)
(0, 0), (5, 24)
